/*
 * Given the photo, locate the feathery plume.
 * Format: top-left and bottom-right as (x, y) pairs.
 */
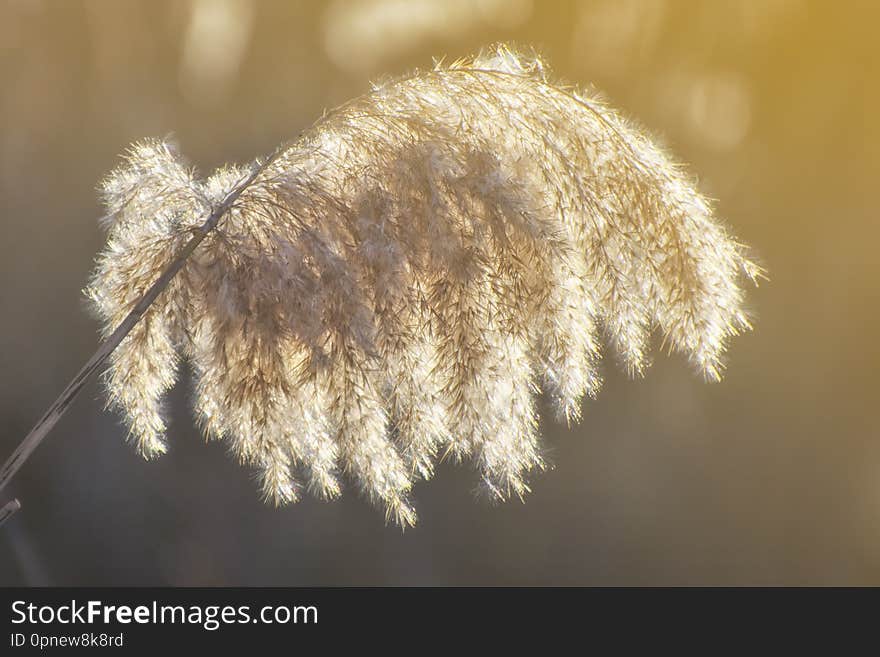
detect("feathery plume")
(86, 46), (759, 526)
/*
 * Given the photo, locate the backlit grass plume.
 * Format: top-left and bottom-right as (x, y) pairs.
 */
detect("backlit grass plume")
(86, 46), (759, 526)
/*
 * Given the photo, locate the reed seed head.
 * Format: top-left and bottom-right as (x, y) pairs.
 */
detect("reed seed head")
(87, 46), (760, 526)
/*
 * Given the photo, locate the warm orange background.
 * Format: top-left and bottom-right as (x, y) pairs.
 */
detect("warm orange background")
(1, 0), (877, 584)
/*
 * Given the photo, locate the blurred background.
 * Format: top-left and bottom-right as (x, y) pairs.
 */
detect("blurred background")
(0, 0), (877, 585)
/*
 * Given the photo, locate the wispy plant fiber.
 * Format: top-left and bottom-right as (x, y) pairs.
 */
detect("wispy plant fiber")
(87, 46), (759, 526)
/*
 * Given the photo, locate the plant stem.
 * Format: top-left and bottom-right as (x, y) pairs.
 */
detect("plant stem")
(0, 499), (21, 528)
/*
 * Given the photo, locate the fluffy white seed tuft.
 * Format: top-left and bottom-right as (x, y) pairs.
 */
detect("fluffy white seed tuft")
(87, 46), (759, 526)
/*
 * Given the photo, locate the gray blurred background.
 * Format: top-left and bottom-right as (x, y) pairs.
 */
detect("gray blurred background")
(1, 0), (877, 585)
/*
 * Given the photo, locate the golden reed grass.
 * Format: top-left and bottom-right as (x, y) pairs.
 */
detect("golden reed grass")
(85, 46), (760, 526)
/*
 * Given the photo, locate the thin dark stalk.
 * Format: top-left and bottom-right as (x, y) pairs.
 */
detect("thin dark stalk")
(0, 153), (278, 498)
(0, 499), (21, 528)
